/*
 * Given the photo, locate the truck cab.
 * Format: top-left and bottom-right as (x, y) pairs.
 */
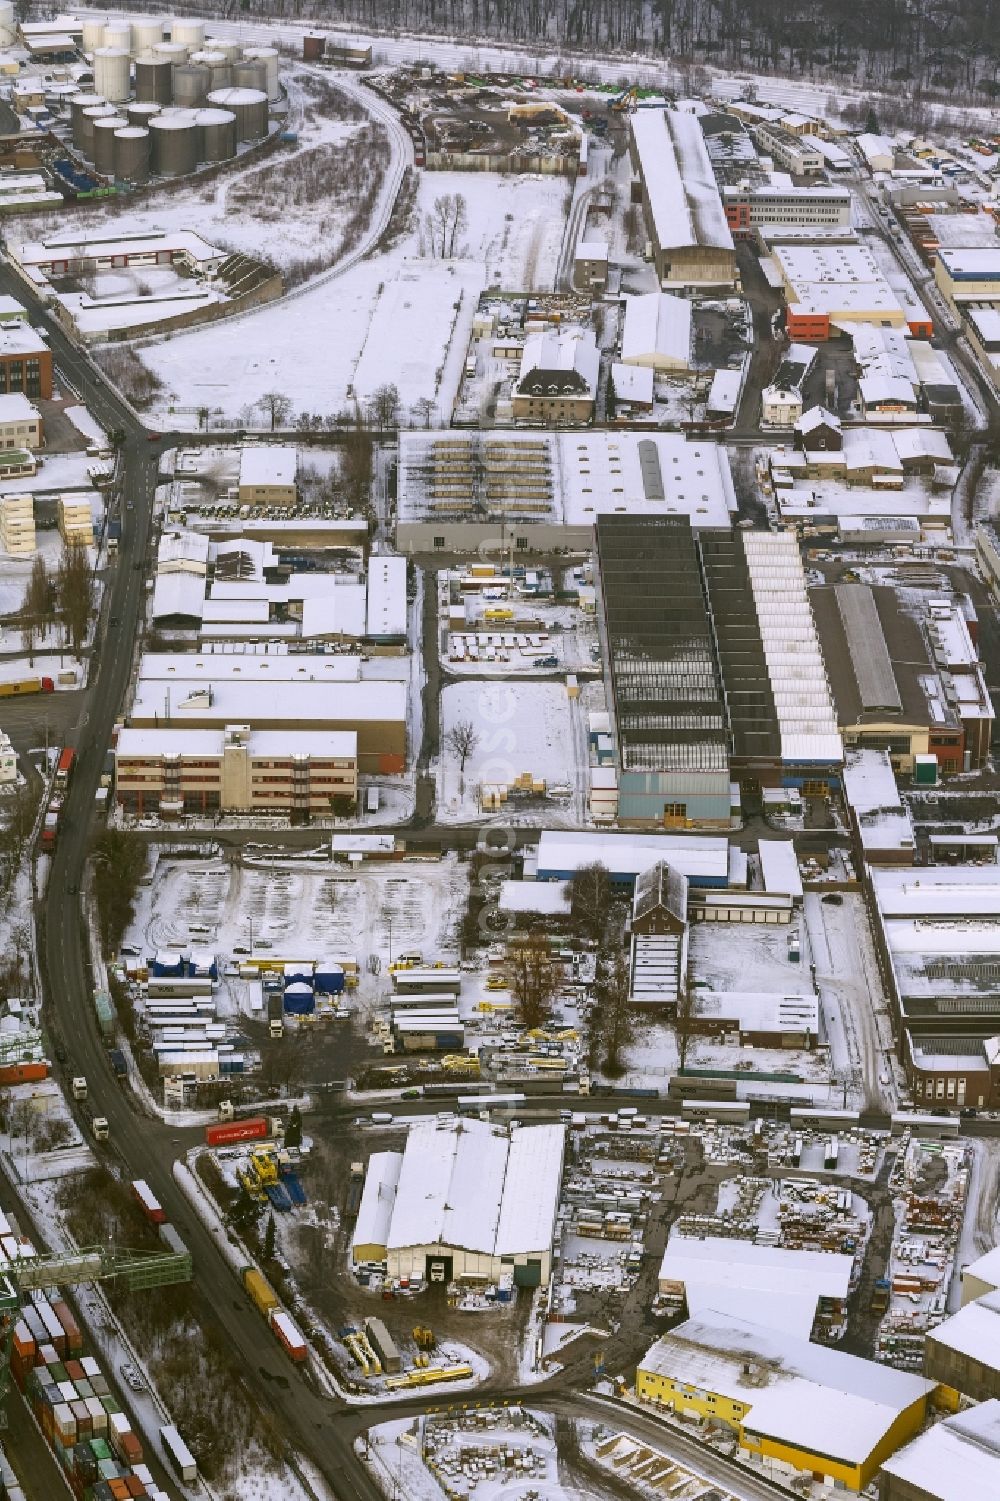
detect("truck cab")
(91, 1117), (109, 1142)
(71, 1077), (87, 1101)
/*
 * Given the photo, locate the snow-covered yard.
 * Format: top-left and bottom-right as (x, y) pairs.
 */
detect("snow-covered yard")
(438, 679), (581, 821)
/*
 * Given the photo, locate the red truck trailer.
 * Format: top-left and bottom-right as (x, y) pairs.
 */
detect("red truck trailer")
(204, 1116), (269, 1148)
(131, 1180), (166, 1225)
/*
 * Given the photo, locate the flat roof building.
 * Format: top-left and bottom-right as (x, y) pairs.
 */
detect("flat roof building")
(773, 242), (932, 341)
(923, 1290), (1000, 1400)
(629, 109), (737, 289)
(657, 1234), (853, 1339)
(619, 292), (692, 371)
(842, 749), (915, 864)
(528, 829), (730, 888)
(238, 446), (297, 507)
(637, 1311), (935, 1493)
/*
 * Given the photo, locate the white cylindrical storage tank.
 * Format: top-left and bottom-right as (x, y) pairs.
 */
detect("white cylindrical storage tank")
(195, 106), (236, 163)
(149, 112), (199, 176)
(0, 0), (16, 48)
(170, 18), (205, 50)
(242, 46), (279, 102)
(209, 39), (242, 65)
(134, 55), (173, 105)
(102, 19), (131, 49)
(172, 63), (209, 108)
(234, 60), (266, 93)
(78, 102), (115, 157)
(206, 86), (267, 143)
(114, 125), (150, 182)
(127, 99), (161, 126)
(130, 16), (164, 57)
(92, 114), (125, 175)
(153, 40), (188, 65)
(81, 16), (107, 53)
(191, 50), (231, 91)
(93, 48), (131, 104)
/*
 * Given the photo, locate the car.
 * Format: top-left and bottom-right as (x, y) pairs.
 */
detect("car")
(54, 1041), (66, 1064)
(120, 943), (141, 957)
(67, 884), (78, 895)
(119, 1362), (145, 1393)
(961, 1107), (978, 1119)
(146, 431), (161, 442)
(822, 892), (843, 905)
(109, 615), (120, 627)
(233, 944), (250, 955)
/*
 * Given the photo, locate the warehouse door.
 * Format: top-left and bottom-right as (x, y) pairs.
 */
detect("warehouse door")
(426, 1253), (452, 1284)
(514, 1259), (541, 1288)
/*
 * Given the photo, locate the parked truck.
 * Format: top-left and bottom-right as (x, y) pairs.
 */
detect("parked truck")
(267, 991), (283, 1039)
(71, 1077), (87, 1101)
(241, 1266), (279, 1319)
(204, 1116), (270, 1148)
(0, 676), (53, 698)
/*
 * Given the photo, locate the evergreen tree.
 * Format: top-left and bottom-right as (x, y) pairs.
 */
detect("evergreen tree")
(285, 1106), (303, 1150)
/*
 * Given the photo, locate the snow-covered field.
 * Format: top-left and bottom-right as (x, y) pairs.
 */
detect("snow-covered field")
(131, 167), (570, 428)
(438, 679), (581, 821)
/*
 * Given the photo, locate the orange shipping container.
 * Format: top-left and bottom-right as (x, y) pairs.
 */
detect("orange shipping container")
(0, 1061), (48, 1085)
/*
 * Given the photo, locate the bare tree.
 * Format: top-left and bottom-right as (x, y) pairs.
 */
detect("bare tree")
(507, 933), (560, 1030)
(368, 383), (400, 430)
(446, 718), (479, 794)
(593, 948), (634, 1077)
(412, 395), (435, 427)
(56, 542), (94, 656)
(675, 984), (698, 1073)
(423, 193), (468, 258)
(260, 391), (292, 432)
(565, 861), (612, 943)
(340, 418), (373, 518)
(19, 552), (50, 664)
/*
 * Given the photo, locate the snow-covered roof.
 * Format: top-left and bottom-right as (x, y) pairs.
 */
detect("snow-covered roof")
(239, 446), (297, 490)
(962, 1246), (1000, 1292)
(796, 405), (840, 435)
(0, 393), (39, 423)
(157, 529), (210, 573)
(658, 1236), (852, 1339)
(558, 432), (737, 530)
(706, 368), (740, 415)
(534, 830), (729, 886)
(116, 726), (358, 759)
(928, 1290), (1000, 1367)
(517, 328), (599, 397)
(0, 322), (49, 359)
(366, 555), (407, 639)
(757, 839), (803, 899)
(880, 1402), (1000, 1501)
(742, 531), (842, 766)
(642, 1311), (933, 1464)
(872, 865), (1000, 917)
(498, 880), (571, 916)
(353, 1151), (403, 1256)
(576, 239), (608, 261)
(15, 226), (224, 269)
(699, 991), (818, 1035)
(842, 749), (915, 854)
(860, 374), (917, 407)
(150, 571), (205, 624)
(629, 109), (735, 255)
(892, 427), (953, 464)
(128, 678), (407, 727)
(610, 363), (654, 405)
(300, 587), (368, 641)
(384, 1119), (564, 1257)
(138, 653), (362, 684)
(620, 292), (692, 366)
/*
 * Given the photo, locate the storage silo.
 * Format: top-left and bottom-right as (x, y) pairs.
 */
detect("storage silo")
(102, 19), (131, 49)
(92, 114), (124, 175)
(242, 46), (279, 102)
(196, 107), (236, 163)
(170, 18), (205, 50)
(234, 60), (267, 94)
(206, 86), (268, 142)
(149, 112), (199, 176)
(81, 16), (107, 53)
(134, 55), (173, 105)
(172, 63), (209, 108)
(130, 16), (164, 56)
(114, 125), (150, 182)
(78, 103), (116, 158)
(191, 50), (231, 90)
(303, 33), (325, 61)
(210, 39), (243, 65)
(93, 47), (131, 104)
(127, 99), (161, 126)
(152, 40), (188, 65)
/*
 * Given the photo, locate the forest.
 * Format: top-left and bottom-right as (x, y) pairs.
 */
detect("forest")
(197, 0), (1000, 99)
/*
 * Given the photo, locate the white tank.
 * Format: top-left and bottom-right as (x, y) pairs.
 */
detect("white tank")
(102, 19), (131, 49)
(171, 18), (205, 50)
(0, 1), (17, 48)
(210, 40), (243, 65)
(153, 40), (188, 65)
(242, 46), (279, 102)
(81, 16), (107, 53)
(93, 48), (131, 105)
(130, 17), (165, 57)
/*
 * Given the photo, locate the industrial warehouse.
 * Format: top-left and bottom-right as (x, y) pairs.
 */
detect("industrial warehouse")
(352, 1119), (566, 1288)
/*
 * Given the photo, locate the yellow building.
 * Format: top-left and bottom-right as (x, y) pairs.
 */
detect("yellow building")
(58, 493), (94, 547)
(636, 1312), (936, 1493)
(0, 493), (34, 555)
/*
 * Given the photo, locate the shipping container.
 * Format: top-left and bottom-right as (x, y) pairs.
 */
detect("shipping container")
(160, 1424), (197, 1483)
(242, 1266), (279, 1318)
(0, 675), (52, 697)
(131, 1180), (166, 1225)
(270, 1310), (307, 1363)
(204, 1116), (268, 1147)
(0, 1061), (48, 1086)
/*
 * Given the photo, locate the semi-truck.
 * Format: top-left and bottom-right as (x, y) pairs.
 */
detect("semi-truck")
(0, 676), (53, 698)
(204, 1116), (270, 1148)
(71, 1077), (87, 1101)
(131, 1180), (166, 1225)
(91, 1117), (109, 1143)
